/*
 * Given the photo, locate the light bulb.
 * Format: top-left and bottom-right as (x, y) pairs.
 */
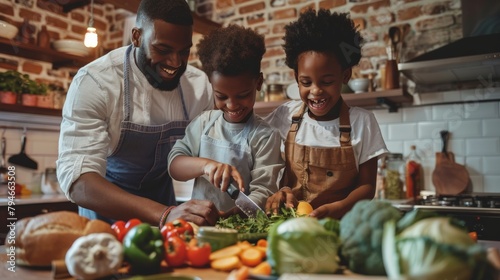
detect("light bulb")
(84, 27), (98, 48)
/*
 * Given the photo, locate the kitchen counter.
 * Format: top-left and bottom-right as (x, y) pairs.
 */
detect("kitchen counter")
(0, 193), (70, 206)
(0, 244), (391, 280)
(0, 246), (229, 280)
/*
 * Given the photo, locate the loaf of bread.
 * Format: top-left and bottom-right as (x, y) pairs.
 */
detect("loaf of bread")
(8, 211), (115, 267)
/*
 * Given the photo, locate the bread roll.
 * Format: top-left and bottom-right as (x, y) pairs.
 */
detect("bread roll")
(7, 211), (115, 267)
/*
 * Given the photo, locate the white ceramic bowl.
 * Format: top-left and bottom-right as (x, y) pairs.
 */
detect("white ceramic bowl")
(348, 78), (370, 93)
(0, 20), (19, 40)
(52, 39), (91, 57)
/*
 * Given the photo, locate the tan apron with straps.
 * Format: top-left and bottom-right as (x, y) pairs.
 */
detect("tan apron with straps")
(283, 99), (359, 209)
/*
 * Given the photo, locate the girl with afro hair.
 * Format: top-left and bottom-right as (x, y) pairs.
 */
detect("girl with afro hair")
(168, 25), (284, 214)
(264, 8), (389, 219)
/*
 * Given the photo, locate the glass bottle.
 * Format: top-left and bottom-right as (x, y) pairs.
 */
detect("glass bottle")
(384, 153), (404, 200)
(405, 145), (423, 199)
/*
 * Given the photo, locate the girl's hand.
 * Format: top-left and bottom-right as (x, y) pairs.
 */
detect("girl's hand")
(265, 187), (298, 215)
(309, 202), (343, 219)
(202, 160), (244, 192)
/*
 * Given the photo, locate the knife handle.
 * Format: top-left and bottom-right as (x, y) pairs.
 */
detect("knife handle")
(227, 183), (240, 200)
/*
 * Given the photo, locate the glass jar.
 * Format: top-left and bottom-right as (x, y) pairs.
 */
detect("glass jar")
(405, 145), (423, 199)
(266, 84), (286, 101)
(196, 227), (238, 252)
(384, 153), (404, 200)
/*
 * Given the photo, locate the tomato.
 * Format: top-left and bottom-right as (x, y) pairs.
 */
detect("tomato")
(111, 218), (142, 242)
(111, 221), (126, 241)
(167, 219), (194, 235)
(161, 219), (194, 241)
(164, 235), (187, 267)
(125, 218), (142, 230)
(187, 239), (211, 267)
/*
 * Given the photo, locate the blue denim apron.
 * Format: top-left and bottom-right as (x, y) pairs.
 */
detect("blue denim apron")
(191, 110), (253, 212)
(79, 45), (190, 223)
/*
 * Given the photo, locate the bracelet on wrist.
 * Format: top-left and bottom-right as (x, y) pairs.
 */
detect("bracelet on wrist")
(158, 206), (176, 229)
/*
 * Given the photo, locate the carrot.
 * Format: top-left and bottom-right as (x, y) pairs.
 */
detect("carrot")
(211, 256), (242, 271)
(210, 245), (242, 261)
(469, 231), (478, 242)
(236, 240), (252, 249)
(240, 247), (264, 267)
(256, 239), (267, 247)
(250, 261), (272, 276)
(254, 245), (267, 255)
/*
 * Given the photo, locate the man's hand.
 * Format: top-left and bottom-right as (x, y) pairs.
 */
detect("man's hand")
(167, 199), (220, 226)
(265, 187), (298, 215)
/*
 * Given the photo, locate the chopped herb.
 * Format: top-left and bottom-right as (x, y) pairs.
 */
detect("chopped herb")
(216, 207), (299, 234)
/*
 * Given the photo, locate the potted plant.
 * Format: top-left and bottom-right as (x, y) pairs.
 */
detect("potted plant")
(0, 70), (23, 105)
(35, 82), (52, 108)
(20, 74), (38, 107)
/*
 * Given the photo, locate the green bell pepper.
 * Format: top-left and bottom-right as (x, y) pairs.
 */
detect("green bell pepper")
(123, 223), (165, 274)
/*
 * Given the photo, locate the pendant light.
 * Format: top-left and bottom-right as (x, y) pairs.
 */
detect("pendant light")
(84, 0), (98, 48)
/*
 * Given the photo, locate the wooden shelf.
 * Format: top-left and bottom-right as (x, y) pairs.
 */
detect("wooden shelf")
(254, 88), (413, 116)
(0, 102), (62, 117)
(0, 38), (95, 69)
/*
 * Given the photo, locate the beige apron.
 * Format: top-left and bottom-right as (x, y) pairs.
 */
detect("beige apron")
(283, 99), (358, 209)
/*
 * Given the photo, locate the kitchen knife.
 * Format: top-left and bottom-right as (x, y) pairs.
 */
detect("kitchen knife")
(227, 183), (265, 218)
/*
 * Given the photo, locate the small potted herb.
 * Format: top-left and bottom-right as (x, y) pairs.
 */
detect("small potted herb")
(35, 82), (52, 108)
(20, 74), (39, 107)
(0, 70), (23, 104)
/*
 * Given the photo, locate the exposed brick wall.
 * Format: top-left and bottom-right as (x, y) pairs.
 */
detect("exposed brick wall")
(200, 0), (462, 85)
(1, 0), (463, 90)
(0, 0), (133, 90)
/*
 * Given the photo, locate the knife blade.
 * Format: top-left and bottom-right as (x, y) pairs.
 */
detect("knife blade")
(226, 183), (265, 218)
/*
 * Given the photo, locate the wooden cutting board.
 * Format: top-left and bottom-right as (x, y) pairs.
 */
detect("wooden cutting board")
(432, 131), (470, 195)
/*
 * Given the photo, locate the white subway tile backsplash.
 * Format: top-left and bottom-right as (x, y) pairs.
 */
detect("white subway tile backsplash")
(384, 141), (404, 154)
(483, 176), (500, 193)
(388, 123), (417, 140)
(464, 102), (498, 119)
(432, 103), (465, 121)
(449, 119), (482, 138)
(465, 157), (482, 176)
(483, 119), (500, 137)
(403, 106), (433, 122)
(469, 176), (484, 193)
(465, 138), (500, 156)
(483, 157), (500, 175)
(418, 121), (448, 139)
(372, 108), (403, 123)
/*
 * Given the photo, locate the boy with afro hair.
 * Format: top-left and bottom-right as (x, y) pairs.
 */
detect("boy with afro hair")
(168, 25), (284, 214)
(264, 9), (389, 219)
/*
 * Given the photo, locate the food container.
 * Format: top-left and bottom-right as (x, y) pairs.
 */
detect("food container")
(196, 227), (238, 252)
(52, 39), (91, 57)
(0, 20), (18, 40)
(384, 153), (404, 199)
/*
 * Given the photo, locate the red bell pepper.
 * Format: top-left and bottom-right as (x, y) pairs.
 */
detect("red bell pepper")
(111, 218), (142, 242)
(161, 218), (194, 241)
(164, 235), (187, 267)
(186, 239), (211, 267)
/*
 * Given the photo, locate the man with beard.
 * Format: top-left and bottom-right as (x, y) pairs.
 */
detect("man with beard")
(57, 0), (219, 227)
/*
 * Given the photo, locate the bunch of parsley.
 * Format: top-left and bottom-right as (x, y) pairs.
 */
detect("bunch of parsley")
(216, 207), (298, 234)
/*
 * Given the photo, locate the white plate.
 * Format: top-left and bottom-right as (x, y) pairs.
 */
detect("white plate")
(0, 20), (18, 39)
(52, 39), (90, 57)
(286, 82), (300, 100)
(55, 47), (90, 57)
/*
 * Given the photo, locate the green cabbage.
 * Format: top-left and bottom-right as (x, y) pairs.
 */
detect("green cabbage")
(267, 217), (340, 275)
(383, 211), (495, 280)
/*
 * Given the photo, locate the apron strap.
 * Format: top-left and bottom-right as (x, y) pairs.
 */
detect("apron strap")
(339, 99), (352, 146)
